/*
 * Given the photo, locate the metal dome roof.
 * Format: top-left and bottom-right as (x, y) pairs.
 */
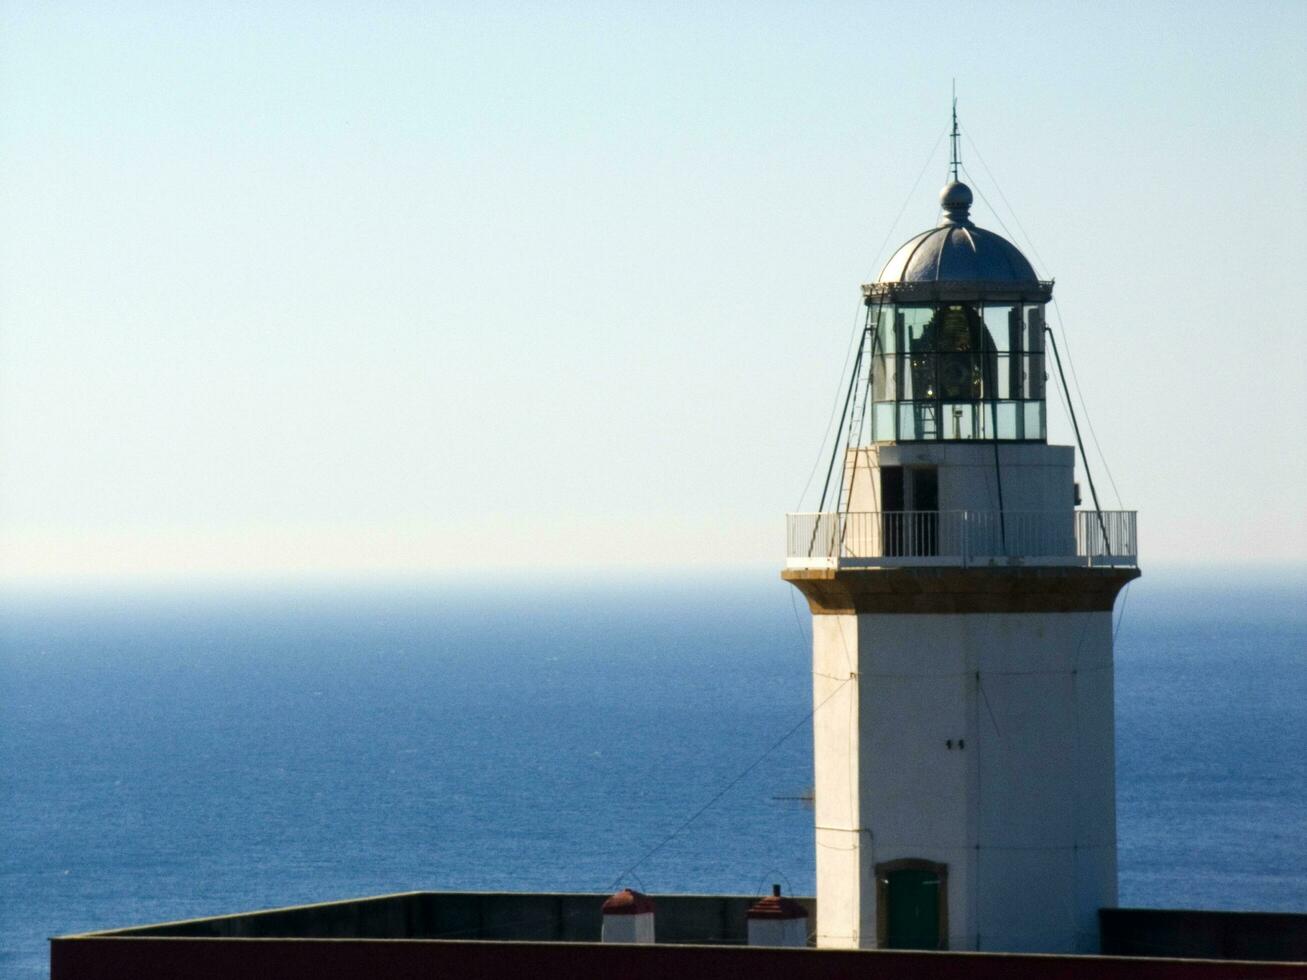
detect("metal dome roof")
(865, 180), (1053, 303)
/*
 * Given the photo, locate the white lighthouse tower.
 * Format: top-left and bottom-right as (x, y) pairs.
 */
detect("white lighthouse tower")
(784, 115), (1139, 954)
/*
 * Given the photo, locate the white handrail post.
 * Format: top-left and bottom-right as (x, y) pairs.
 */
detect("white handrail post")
(962, 510), (969, 568)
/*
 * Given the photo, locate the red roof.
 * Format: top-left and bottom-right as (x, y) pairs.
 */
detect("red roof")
(746, 891), (808, 921)
(601, 889), (655, 916)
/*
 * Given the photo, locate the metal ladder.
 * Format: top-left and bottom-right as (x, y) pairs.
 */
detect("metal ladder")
(918, 402), (938, 440)
(847, 342), (873, 447)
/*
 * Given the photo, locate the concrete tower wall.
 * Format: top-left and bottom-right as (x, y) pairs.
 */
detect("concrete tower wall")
(811, 608), (1117, 952)
(843, 443), (1077, 515)
(796, 438), (1133, 953)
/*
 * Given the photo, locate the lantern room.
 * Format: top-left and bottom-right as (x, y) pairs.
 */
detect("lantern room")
(861, 179), (1054, 443)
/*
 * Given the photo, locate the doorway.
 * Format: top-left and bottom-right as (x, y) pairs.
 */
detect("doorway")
(876, 859), (947, 950)
(880, 466), (938, 557)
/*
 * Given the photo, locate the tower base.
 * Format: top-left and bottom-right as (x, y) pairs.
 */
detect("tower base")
(785, 566), (1138, 953)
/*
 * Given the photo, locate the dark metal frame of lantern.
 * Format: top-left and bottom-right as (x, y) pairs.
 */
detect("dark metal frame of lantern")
(863, 280), (1055, 444)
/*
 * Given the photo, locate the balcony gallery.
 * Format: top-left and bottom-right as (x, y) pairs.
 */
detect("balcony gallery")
(786, 510), (1138, 570)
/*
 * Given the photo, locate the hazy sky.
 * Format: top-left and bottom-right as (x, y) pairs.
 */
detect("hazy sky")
(2, 1), (1304, 581)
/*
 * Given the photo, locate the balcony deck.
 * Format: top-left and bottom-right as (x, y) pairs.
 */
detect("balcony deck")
(786, 510), (1137, 571)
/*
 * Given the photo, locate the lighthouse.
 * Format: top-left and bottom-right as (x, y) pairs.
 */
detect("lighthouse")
(784, 115), (1139, 953)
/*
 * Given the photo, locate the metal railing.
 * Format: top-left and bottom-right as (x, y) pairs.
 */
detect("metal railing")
(786, 510), (1137, 569)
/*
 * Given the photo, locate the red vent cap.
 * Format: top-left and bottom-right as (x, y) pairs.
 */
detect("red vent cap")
(602, 888), (655, 916)
(747, 886), (808, 921)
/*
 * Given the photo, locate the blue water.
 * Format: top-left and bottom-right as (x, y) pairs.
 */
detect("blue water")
(2, 569), (1305, 978)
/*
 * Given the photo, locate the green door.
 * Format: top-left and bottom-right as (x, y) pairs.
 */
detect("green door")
(885, 868), (941, 949)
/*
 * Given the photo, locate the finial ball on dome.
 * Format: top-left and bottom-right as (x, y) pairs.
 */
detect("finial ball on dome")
(940, 180), (972, 210)
(939, 180), (973, 226)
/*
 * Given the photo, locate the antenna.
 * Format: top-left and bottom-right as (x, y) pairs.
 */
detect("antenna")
(949, 81), (961, 182)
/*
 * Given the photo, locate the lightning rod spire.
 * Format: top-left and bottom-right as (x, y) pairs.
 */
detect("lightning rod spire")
(949, 81), (961, 182)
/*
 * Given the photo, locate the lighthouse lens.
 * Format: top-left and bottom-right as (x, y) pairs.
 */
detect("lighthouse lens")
(866, 301), (1048, 443)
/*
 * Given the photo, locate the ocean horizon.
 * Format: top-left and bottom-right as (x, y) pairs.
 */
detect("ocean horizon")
(3, 565), (1305, 978)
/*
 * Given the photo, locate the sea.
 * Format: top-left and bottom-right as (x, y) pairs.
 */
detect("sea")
(2, 567), (1305, 978)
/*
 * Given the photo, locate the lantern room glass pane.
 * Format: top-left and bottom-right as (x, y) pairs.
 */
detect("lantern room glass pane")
(1025, 305), (1045, 352)
(936, 305), (977, 351)
(901, 307), (935, 348)
(874, 402), (896, 441)
(993, 401), (1019, 439)
(1023, 354), (1045, 399)
(1024, 401), (1046, 439)
(875, 306), (897, 354)
(904, 354), (935, 400)
(942, 403), (977, 440)
(992, 354), (1013, 400)
(898, 402), (937, 441)
(938, 352), (979, 400)
(873, 354), (897, 401)
(984, 304), (1018, 353)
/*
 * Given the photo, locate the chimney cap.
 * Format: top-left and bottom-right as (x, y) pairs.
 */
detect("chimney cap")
(602, 888), (655, 916)
(747, 887), (808, 921)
